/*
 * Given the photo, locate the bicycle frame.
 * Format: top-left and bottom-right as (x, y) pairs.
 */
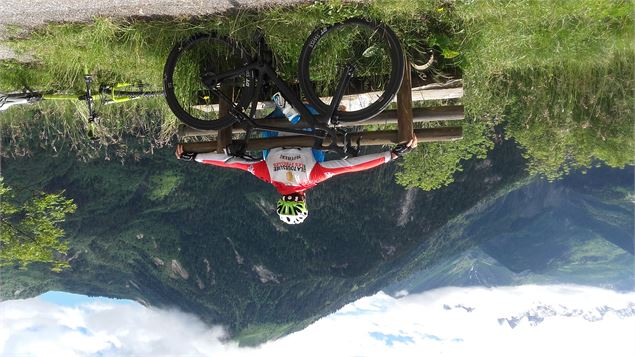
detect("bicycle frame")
(203, 55), (355, 151)
(100, 83), (163, 104)
(5, 76), (163, 121)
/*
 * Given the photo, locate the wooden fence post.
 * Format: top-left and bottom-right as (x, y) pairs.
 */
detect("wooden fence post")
(216, 86), (232, 152)
(397, 60), (414, 144)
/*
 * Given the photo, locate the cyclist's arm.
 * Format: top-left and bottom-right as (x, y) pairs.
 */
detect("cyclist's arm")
(195, 153), (271, 182)
(311, 151), (392, 181)
(196, 152), (257, 170)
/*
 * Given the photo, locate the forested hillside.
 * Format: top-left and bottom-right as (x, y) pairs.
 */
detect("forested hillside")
(384, 166), (635, 296)
(0, 136), (526, 344)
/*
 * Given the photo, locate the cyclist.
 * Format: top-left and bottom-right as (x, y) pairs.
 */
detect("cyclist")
(176, 136), (417, 224)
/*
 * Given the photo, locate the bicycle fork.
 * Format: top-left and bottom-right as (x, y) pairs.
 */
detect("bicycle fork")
(80, 75), (97, 122)
(326, 64), (355, 126)
(322, 64), (356, 155)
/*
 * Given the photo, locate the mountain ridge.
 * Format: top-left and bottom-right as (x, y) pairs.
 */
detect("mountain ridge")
(384, 166), (634, 297)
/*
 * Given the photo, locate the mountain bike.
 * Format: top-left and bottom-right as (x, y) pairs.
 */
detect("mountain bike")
(163, 18), (404, 153)
(0, 75), (164, 121)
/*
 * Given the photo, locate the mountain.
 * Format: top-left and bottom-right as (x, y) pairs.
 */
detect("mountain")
(2, 138), (632, 346)
(384, 166), (634, 296)
(496, 302), (635, 329)
(0, 137), (526, 344)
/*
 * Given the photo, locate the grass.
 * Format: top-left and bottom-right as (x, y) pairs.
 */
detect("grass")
(501, 56), (634, 179)
(454, 0), (635, 181)
(0, 0), (633, 180)
(0, 0), (453, 160)
(458, 1), (632, 70)
(0, 1), (447, 94)
(455, 0), (634, 115)
(235, 322), (298, 347)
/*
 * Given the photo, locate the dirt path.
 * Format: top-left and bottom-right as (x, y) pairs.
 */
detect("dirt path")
(0, 0), (309, 28)
(0, 0), (309, 60)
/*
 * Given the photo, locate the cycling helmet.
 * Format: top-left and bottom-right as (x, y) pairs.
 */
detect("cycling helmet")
(276, 193), (308, 224)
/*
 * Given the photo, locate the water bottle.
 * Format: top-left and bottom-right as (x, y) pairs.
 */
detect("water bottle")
(272, 92), (301, 124)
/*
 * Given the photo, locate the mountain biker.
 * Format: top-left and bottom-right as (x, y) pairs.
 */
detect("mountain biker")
(176, 136), (417, 225)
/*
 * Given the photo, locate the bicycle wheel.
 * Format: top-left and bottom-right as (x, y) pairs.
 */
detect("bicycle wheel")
(298, 18), (404, 123)
(163, 32), (256, 130)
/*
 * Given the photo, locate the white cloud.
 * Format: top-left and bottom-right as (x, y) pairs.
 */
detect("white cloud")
(1, 285), (634, 357)
(254, 285), (635, 357)
(0, 299), (235, 356)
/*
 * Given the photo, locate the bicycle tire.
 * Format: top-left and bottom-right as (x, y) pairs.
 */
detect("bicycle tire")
(298, 18), (404, 123)
(163, 32), (255, 130)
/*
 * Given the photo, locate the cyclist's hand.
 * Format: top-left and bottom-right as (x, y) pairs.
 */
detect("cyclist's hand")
(176, 144), (197, 161)
(391, 135), (418, 160)
(225, 141), (246, 157)
(175, 144), (183, 159)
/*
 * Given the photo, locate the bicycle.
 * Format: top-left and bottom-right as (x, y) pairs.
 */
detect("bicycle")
(163, 18), (404, 154)
(0, 75), (164, 122)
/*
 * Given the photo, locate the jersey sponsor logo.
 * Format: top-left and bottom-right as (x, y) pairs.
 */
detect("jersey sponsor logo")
(279, 154), (301, 161)
(248, 165), (255, 174)
(273, 161), (306, 173)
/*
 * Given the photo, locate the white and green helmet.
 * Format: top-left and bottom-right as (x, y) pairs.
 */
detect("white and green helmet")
(276, 194), (308, 224)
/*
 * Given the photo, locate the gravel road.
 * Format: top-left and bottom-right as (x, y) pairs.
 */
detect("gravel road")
(0, 0), (310, 28)
(0, 0), (310, 60)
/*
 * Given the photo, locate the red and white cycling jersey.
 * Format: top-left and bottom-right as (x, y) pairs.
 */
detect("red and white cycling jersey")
(196, 147), (392, 195)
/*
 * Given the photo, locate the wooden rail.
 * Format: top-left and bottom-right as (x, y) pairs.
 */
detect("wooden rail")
(178, 65), (464, 151)
(191, 84), (463, 113)
(178, 106), (464, 137)
(181, 127), (462, 153)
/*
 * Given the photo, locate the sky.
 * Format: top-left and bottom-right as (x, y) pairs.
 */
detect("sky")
(38, 291), (133, 307)
(2, 284), (634, 357)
